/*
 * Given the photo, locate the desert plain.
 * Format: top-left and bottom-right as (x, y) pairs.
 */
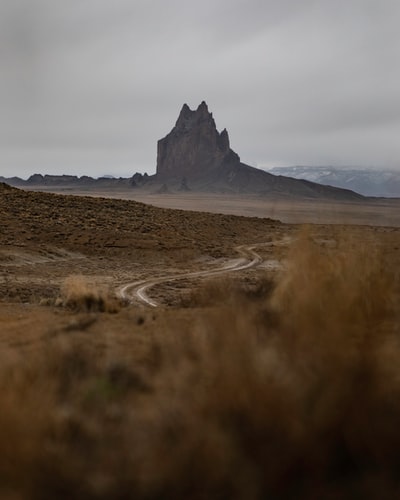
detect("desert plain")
(1, 183), (400, 499)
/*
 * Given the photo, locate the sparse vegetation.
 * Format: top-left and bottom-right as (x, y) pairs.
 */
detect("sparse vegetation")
(60, 275), (120, 313)
(183, 273), (275, 307)
(1, 231), (400, 499)
(1, 184), (400, 498)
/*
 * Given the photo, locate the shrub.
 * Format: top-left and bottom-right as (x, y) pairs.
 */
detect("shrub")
(60, 275), (120, 313)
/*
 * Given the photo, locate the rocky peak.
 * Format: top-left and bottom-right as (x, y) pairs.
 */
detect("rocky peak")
(27, 174), (45, 184)
(218, 128), (230, 151)
(156, 102), (239, 179)
(175, 101), (215, 131)
(196, 100), (211, 118)
(175, 103), (193, 127)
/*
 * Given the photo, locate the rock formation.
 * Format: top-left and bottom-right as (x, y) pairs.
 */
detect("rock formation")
(156, 101), (239, 180)
(0, 102), (365, 201)
(130, 172), (149, 187)
(154, 102), (364, 200)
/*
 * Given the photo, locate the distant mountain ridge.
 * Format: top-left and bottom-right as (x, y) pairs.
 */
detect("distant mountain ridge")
(267, 166), (400, 198)
(0, 173), (143, 189)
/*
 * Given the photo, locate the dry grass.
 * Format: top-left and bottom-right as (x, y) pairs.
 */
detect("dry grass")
(0, 231), (400, 499)
(60, 275), (120, 313)
(183, 274), (275, 307)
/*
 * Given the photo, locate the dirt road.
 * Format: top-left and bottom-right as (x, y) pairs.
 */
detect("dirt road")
(118, 243), (275, 307)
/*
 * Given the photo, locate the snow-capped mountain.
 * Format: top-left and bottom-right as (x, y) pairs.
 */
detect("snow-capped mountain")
(266, 167), (400, 198)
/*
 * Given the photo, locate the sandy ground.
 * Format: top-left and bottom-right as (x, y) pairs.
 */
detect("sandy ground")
(25, 186), (400, 226)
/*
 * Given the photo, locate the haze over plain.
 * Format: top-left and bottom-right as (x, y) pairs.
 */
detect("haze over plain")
(1, 0), (399, 178)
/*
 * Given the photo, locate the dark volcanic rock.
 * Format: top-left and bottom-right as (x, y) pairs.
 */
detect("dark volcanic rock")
(27, 174), (80, 185)
(9, 174), (142, 190)
(154, 102), (364, 200)
(156, 183), (170, 194)
(156, 101), (240, 181)
(179, 177), (190, 192)
(0, 102), (365, 201)
(130, 172), (149, 188)
(27, 174), (45, 184)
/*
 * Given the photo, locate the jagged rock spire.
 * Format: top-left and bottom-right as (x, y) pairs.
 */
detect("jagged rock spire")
(156, 102), (239, 179)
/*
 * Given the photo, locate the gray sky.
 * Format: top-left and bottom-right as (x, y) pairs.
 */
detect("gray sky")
(1, 0), (399, 178)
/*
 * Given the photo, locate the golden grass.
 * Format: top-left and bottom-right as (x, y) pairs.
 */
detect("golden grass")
(1, 230), (399, 499)
(60, 275), (120, 313)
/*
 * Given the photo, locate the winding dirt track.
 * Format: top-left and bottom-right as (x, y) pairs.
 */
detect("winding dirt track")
(118, 244), (265, 307)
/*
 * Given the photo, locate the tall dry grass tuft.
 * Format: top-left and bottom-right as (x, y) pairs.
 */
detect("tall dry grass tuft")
(0, 230), (399, 498)
(184, 274), (275, 308)
(60, 275), (120, 313)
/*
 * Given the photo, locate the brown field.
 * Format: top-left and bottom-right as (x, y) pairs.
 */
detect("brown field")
(25, 186), (400, 226)
(1, 183), (400, 499)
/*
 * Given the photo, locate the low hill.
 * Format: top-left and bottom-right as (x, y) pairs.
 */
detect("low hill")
(0, 183), (279, 261)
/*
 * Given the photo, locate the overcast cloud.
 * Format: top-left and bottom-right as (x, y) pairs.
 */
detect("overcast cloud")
(1, 0), (399, 178)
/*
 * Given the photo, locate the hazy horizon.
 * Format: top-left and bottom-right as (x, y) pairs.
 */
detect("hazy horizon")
(1, 1), (399, 178)
(3, 163), (400, 182)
